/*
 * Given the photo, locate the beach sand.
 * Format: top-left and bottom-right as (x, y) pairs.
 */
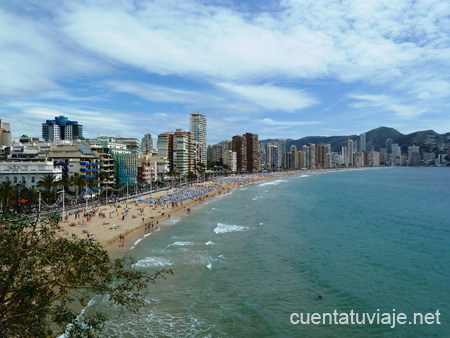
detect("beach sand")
(56, 169), (362, 253)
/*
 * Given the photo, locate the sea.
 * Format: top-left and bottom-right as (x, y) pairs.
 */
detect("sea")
(92, 167), (450, 337)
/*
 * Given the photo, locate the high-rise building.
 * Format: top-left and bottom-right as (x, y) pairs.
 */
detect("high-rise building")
(158, 130), (193, 175)
(302, 145), (310, 168)
(193, 141), (204, 173)
(279, 139), (286, 168)
(141, 133), (153, 155)
(266, 143), (279, 170)
(316, 144), (326, 168)
(348, 139), (354, 167)
(190, 112), (207, 166)
(245, 133), (259, 172)
(173, 129), (194, 175)
(309, 144), (316, 169)
(360, 133), (366, 152)
(290, 145), (298, 169)
(223, 150), (237, 172)
(298, 151), (305, 169)
(42, 115), (83, 142)
(386, 138), (393, 154)
(222, 139), (232, 151)
(210, 144), (224, 163)
(232, 135), (246, 172)
(232, 133), (258, 172)
(259, 143), (266, 168)
(157, 132), (173, 160)
(408, 145), (420, 166)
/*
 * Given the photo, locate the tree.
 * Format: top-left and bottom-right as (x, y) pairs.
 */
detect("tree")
(0, 211), (172, 337)
(186, 172), (197, 181)
(58, 176), (73, 193)
(70, 173), (85, 202)
(21, 187), (40, 213)
(37, 174), (59, 203)
(0, 181), (18, 213)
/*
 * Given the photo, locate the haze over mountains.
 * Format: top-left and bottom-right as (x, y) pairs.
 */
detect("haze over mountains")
(260, 127), (450, 154)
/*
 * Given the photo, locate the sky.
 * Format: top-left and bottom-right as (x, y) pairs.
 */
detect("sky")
(0, 0), (449, 144)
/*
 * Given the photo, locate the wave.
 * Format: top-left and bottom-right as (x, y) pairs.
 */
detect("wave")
(214, 223), (248, 234)
(133, 257), (172, 268)
(205, 241), (214, 246)
(259, 179), (288, 187)
(130, 238), (143, 250)
(165, 241), (196, 249)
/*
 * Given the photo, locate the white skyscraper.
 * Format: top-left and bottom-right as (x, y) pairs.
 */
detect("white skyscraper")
(190, 112), (207, 165)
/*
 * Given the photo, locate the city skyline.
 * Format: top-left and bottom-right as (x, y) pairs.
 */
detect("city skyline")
(1, 1), (450, 143)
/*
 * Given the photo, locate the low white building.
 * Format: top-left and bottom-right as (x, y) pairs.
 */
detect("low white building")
(0, 161), (62, 188)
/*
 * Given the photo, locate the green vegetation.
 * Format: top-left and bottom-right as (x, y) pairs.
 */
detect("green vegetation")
(0, 210), (172, 337)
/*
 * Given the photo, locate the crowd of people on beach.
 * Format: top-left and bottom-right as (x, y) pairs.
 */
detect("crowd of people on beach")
(56, 171), (308, 246)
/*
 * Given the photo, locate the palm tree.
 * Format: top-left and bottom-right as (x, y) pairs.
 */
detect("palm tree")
(37, 174), (58, 203)
(70, 173), (85, 201)
(97, 171), (111, 201)
(0, 181), (18, 212)
(22, 187), (40, 213)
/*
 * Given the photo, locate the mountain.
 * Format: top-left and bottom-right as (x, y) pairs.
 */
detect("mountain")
(259, 127), (450, 154)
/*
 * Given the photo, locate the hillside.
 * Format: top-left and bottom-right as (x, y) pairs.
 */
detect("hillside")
(259, 127), (450, 154)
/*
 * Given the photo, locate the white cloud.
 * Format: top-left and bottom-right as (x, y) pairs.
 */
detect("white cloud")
(348, 93), (427, 119)
(217, 83), (318, 112)
(0, 7), (106, 97)
(104, 81), (202, 104)
(261, 118), (320, 126)
(1, 0), (450, 137)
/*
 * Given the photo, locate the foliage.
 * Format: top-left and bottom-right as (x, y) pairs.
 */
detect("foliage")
(0, 211), (172, 337)
(0, 181), (18, 213)
(21, 187), (40, 213)
(37, 174), (59, 203)
(186, 172), (197, 180)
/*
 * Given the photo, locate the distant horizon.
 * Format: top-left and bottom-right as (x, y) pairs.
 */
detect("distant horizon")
(1, 1), (450, 143)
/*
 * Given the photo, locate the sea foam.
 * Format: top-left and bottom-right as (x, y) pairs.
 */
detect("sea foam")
(214, 223), (247, 234)
(133, 257), (172, 268)
(259, 179), (288, 187)
(165, 241), (196, 249)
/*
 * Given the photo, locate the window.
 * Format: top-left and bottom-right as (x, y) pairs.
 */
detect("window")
(22, 177), (26, 183)
(5, 177), (9, 182)
(14, 177), (17, 183)
(32, 177), (35, 183)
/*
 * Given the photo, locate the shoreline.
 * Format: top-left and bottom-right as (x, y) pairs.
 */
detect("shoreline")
(57, 168), (381, 256)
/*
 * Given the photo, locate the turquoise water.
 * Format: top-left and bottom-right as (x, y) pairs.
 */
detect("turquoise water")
(98, 168), (450, 337)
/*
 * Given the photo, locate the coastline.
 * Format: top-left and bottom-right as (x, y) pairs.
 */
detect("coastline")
(57, 168), (379, 256)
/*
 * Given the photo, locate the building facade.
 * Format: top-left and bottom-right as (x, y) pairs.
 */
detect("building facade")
(42, 115), (83, 142)
(190, 112), (207, 166)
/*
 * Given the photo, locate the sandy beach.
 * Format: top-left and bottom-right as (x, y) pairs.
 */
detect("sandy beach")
(56, 169), (364, 253)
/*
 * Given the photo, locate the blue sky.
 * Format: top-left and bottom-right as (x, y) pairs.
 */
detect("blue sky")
(1, 0), (449, 144)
